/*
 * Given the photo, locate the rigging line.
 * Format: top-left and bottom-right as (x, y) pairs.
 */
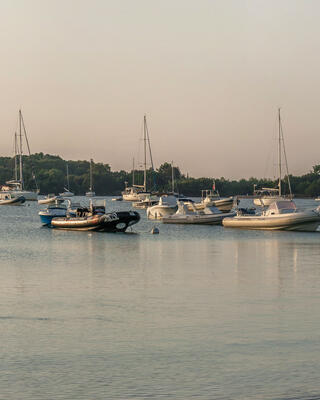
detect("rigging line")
(279, 115), (292, 198)
(20, 111), (39, 190)
(145, 116), (156, 191)
(263, 115), (278, 180)
(145, 119), (154, 171)
(14, 132), (18, 181)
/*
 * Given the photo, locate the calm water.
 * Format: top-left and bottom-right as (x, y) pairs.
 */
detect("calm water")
(1, 198), (320, 400)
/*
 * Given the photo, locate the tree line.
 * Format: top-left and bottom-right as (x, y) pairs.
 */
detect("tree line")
(0, 153), (319, 197)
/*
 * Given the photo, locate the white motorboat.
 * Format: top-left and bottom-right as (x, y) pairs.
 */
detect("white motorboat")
(132, 194), (159, 209)
(85, 159), (96, 197)
(146, 195), (178, 219)
(0, 193), (25, 206)
(162, 202), (236, 225)
(223, 200), (320, 231)
(253, 109), (292, 207)
(188, 187), (234, 213)
(39, 202), (68, 225)
(38, 194), (64, 205)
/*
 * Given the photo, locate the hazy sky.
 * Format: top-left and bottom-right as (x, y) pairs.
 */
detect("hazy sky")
(1, 0), (320, 179)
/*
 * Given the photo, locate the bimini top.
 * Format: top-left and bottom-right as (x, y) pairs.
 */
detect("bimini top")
(265, 200), (297, 215)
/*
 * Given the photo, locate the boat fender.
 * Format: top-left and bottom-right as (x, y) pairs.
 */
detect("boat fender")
(151, 226), (159, 234)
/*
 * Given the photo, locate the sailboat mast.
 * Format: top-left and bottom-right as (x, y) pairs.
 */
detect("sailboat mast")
(145, 116), (156, 191)
(132, 157), (135, 186)
(66, 163), (70, 191)
(279, 110), (293, 199)
(143, 115), (147, 192)
(19, 110), (23, 189)
(89, 159), (93, 191)
(19, 110), (38, 191)
(278, 108), (282, 197)
(171, 161), (175, 194)
(14, 132), (18, 181)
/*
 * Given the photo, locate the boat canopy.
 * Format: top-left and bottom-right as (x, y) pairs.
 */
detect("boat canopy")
(203, 205), (222, 215)
(266, 200), (297, 215)
(176, 202), (195, 215)
(159, 195), (177, 206)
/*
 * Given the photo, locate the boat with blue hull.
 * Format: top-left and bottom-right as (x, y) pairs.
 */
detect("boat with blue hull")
(39, 203), (68, 225)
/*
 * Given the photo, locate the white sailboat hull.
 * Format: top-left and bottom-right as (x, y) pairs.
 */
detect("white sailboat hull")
(123, 193), (140, 201)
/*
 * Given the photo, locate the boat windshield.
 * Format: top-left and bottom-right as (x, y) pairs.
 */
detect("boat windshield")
(268, 201), (297, 214)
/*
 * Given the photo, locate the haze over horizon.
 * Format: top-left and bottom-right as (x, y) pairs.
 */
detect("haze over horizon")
(1, 0), (319, 179)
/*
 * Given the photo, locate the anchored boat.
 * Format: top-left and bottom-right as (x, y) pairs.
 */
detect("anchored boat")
(122, 116), (156, 201)
(147, 195), (178, 220)
(162, 202), (236, 225)
(189, 186), (234, 213)
(253, 109), (292, 207)
(38, 194), (64, 205)
(50, 200), (140, 232)
(0, 193), (25, 206)
(1, 110), (39, 201)
(85, 159), (96, 197)
(39, 202), (68, 225)
(132, 194), (159, 209)
(223, 200), (320, 232)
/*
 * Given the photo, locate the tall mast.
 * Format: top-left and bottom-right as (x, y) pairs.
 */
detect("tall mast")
(19, 110), (23, 189)
(145, 116), (155, 191)
(14, 132), (18, 181)
(132, 157), (135, 186)
(66, 163), (70, 191)
(279, 109), (293, 199)
(278, 108), (282, 197)
(143, 115), (147, 192)
(171, 161), (175, 194)
(89, 159), (93, 191)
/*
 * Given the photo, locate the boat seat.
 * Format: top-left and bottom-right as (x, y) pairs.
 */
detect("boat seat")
(76, 207), (89, 217)
(92, 206), (105, 215)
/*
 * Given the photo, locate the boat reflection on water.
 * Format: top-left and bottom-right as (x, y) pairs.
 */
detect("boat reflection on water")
(232, 232), (320, 299)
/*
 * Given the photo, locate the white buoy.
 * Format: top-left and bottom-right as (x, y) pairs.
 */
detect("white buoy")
(151, 226), (159, 234)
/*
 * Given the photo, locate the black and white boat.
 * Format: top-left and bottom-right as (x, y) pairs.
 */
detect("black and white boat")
(50, 200), (140, 232)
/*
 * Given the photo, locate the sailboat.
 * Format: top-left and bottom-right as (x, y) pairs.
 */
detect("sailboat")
(223, 110), (320, 231)
(59, 162), (74, 197)
(86, 159), (96, 197)
(122, 115), (155, 201)
(122, 158), (140, 201)
(253, 109), (292, 207)
(1, 110), (38, 201)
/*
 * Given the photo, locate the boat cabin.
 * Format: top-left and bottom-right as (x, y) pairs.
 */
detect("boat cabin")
(264, 200), (297, 216)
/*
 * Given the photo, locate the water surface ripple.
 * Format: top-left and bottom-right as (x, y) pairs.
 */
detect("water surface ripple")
(1, 198), (320, 399)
